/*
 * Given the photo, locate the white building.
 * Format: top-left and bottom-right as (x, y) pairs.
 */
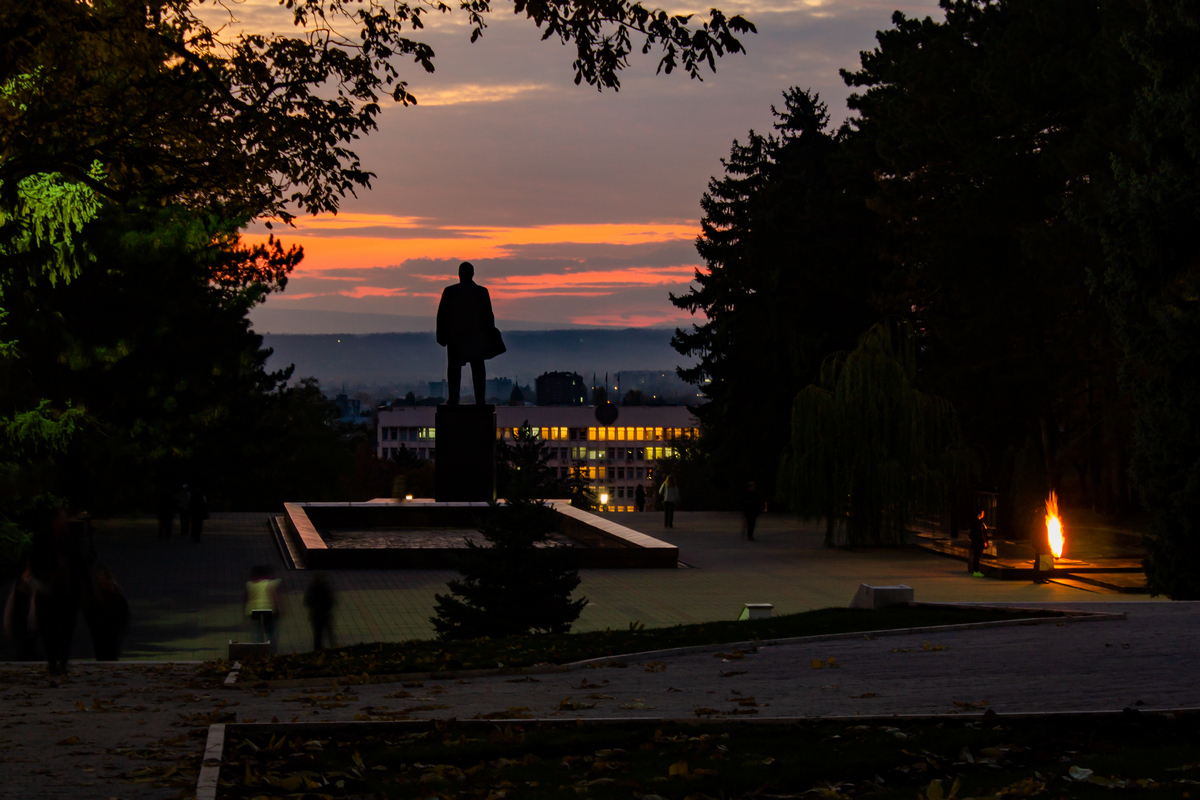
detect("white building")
(376, 405), (700, 512)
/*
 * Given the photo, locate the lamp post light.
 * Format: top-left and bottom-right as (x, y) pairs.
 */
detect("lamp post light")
(599, 492), (608, 506)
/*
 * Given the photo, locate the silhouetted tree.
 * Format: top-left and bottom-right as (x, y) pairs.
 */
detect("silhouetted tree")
(1088, 0), (1200, 597)
(430, 496), (586, 639)
(779, 321), (975, 546)
(672, 88), (881, 506)
(2, 0), (754, 223)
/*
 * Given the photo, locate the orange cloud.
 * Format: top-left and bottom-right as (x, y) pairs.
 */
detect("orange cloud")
(244, 214), (699, 275)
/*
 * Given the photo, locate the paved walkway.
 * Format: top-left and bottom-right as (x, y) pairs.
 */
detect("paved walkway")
(1, 511), (1161, 663)
(0, 511), (1181, 798)
(2, 601), (1196, 799)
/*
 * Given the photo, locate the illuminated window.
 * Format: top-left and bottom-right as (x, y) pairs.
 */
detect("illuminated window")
(655, 427), (663, 440)
(559, 427), (567, 439)
(588, 466), (597, 480)
(495, 429), (502, 440)
(598, 466), (607, 481)
(617, 427), (626, 441)
(588, 427), (597, 441)
(606, 427), (615, 440)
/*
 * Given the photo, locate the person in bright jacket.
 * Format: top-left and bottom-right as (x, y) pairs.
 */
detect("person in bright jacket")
(245, 565), (283, 650)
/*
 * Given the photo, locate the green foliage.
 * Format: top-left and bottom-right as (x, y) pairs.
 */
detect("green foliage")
(430, 496), (587, 640)
(1088, 0), (1200, 597)
(780, 321), (974, 546)
(0, 162), (104, 285)
(839, 0), (1136, 524)
(0, 204), (354, 513)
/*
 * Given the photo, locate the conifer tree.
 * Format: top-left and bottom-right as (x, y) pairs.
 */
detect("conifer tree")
(431, 424), (587, 639)
(672, 88), (879, 505)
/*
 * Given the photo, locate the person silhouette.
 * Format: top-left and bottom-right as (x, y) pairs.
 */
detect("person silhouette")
(436, 262), (505, 404)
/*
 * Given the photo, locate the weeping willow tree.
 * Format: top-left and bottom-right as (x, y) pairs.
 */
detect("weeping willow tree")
(779, 320), (974, 546)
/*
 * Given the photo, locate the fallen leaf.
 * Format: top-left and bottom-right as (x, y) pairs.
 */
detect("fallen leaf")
(669, 760), (689, 777)
(1068, 766), (1094, 781)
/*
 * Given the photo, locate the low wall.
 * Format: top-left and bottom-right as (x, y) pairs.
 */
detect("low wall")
(282, 500), (679, 569)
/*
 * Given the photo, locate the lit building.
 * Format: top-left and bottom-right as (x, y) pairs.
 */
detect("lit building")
(376, 405), (700, 511)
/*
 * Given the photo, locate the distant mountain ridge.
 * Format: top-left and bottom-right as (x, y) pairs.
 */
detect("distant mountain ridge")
(261, 329), (696, 389)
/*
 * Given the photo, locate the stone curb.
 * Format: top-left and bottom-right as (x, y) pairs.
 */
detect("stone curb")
(226, 605), (1122, 689)
(196, 722), (226, 800)
(563, 606), (1125, 670)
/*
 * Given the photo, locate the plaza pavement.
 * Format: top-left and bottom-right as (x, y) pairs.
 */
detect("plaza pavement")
(13, 510), (1162, 662)
(0, 511), (1193, 799)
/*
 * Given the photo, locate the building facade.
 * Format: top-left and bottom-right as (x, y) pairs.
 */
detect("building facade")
(376, 405), (700, 512)
(535, 371), (587, 405)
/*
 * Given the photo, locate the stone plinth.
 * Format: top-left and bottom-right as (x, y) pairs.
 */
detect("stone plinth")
(434, 404), (496, 503)
(849, 583), (914, 609)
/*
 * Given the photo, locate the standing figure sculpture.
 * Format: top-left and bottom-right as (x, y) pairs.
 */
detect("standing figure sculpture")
(436, 262), (506, 404)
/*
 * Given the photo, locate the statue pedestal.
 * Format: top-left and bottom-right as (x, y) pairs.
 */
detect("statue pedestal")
(435, 404), (497, 502)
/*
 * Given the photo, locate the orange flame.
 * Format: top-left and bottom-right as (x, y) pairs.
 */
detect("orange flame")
(1045, 491), (1064, 559)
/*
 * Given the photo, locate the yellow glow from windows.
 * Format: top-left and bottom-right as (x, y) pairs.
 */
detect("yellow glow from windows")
(636, 427), (645, 440)
(607, 427), (615, 439)
(589, 466), (597, 480)
(655, 427), (663, 440)
(588, 427), (597, 441)
(617, 427), (626, 441)
(599, 466), (607, 480)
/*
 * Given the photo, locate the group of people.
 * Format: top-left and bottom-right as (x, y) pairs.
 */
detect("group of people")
(3, 509), (130, 673)
(157, 483), (209, 541)
(652, 475), (767, 540)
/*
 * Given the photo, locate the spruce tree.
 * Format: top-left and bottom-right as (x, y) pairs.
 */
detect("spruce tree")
(431, 425), (587, 639)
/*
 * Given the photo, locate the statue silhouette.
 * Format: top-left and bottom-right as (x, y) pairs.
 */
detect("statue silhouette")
(436, 262), (505, 404)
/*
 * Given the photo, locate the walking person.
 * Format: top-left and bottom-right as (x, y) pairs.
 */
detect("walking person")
(3, 564), (39, 660)
(189, 487), (209, 543)
(303, 574), (335, 651)
(244, 565), (283, 651)
(82, 567), (130, 661)
(659, 474), (680, 529)
(634, 484), (646, 513)
(177, 484), (192, 539)
(28, 509), (84, 675)
(968, 507), (988, 577)
(741, 480), (764, 541)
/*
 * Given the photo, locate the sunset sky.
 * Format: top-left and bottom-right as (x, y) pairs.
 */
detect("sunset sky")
(228, 0), (943, 332)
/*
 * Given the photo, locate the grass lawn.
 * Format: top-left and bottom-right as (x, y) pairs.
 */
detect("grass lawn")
(218, 712), (1200, 799)
(209, 605), (1062, 683)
